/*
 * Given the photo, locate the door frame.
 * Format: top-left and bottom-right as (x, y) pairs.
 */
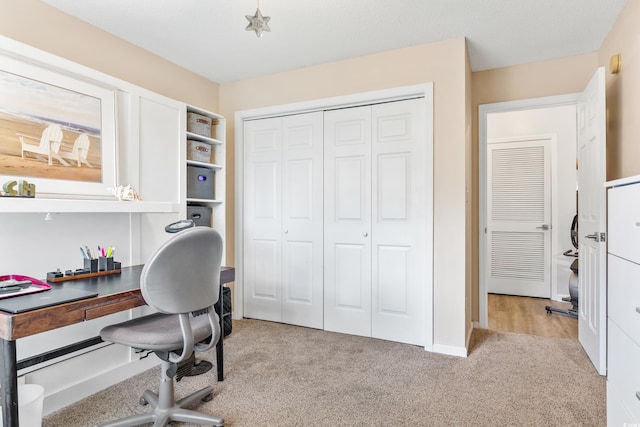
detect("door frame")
(235, 83), (434, 350)
(478, 93), (578, 328)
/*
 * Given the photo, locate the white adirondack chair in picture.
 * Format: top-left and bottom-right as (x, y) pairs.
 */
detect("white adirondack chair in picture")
(60, 134), (93, 167)
(18, 123), (70, 166)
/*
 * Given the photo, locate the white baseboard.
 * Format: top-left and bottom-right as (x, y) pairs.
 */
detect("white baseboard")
(432, 343), (468, 358)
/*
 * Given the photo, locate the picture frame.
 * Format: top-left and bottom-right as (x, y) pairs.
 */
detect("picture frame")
(0, 51), (117, 199)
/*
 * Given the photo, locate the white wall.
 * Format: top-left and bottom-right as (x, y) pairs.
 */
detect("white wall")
(487, 104), (577, 299)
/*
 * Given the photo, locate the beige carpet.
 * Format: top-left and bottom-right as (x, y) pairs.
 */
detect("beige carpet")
(43, 319), (606, 426)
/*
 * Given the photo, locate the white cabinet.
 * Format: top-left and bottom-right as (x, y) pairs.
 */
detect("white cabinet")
(242, 112), (324, 329)
(607, 179), (640, 425)
(183, 106), (226, 255)
(324, 99), (428, 346)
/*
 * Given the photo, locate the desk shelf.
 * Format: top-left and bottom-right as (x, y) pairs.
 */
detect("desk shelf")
(0, 198), (178, 213)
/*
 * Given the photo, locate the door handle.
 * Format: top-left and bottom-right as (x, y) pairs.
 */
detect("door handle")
(536, 224), (550, 230)
(363, 232), (369, 237)
(584, 234), (598, 240)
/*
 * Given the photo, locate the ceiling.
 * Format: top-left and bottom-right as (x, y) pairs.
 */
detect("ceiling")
(41, 0), (628, 84)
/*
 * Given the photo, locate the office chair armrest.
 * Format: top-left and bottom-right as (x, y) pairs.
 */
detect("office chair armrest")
(169, 313), (196, 364)
(193, 309), (218, 353)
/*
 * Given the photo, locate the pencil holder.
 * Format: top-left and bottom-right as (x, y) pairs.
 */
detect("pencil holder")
(84, 258), (98, 273)
(98, 256), (115, 271)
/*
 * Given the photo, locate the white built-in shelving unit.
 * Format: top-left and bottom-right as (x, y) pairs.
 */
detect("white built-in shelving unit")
(184, 105), (226, 252)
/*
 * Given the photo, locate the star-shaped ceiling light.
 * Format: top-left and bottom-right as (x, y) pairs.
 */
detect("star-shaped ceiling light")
(245, 8), (271, 37)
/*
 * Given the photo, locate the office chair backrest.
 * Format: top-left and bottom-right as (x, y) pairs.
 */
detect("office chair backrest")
(140, 227), (223, 315)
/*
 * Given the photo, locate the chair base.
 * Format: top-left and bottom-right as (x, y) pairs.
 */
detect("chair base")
(98, 359), (224, 427)
(545, 305), (578, 319)
(186, 360), (214, 377)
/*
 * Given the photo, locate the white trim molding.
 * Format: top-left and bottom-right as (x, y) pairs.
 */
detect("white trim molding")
(478, 93), (579, 328)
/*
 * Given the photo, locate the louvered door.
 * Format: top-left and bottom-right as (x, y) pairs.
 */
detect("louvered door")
(487, 138), (551, 298)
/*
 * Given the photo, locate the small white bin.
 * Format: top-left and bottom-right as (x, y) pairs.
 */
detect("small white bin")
(19, 384), (44, 427)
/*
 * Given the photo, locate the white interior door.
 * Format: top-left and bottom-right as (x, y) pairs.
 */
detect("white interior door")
(486, 138), (552, 298)
(324, 105), (372, 337)
(371, 99), (428, 346)
(243, 118), (282, 322)
(577, 67), (607, 375)
(281, 112), (324, 329)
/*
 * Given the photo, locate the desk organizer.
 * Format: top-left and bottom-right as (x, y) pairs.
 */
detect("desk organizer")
(46, 261), (122, 283)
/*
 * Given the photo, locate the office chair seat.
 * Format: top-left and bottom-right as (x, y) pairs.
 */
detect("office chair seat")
(100, 311), (217, 352)
(98, 227), (225, 427)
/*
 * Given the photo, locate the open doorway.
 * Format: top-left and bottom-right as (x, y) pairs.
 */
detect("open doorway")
(479, 95), (579, 339)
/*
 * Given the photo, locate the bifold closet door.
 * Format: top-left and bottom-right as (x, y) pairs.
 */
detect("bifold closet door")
(324, 98), (428, 346)
(371, 99), (427, 346)
(243, 118), (282, 322)
(243, 112), (324, 329)
(324, 106), (373, 337)
(281, 112), (323, 328)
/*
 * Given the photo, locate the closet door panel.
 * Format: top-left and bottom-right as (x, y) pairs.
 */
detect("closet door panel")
(282, 112), (324, 328)
(378, 153), (410, 220)
(335, 243), (367, 308)
(243, 118), (282, 322)
(324, 106), (372, 336)
(377, 245), (410, 313)
(252, 239), (279, 298)
(371, 99), (427, 346)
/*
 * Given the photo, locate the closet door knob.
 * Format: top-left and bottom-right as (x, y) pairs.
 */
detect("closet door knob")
(284, 230), (289, 234)
(363, 232), (369, 237)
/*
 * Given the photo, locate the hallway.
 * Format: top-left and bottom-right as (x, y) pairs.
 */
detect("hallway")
(488, 294), (578, 339)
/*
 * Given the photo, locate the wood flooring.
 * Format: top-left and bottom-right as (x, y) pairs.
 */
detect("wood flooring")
(488, 293), (578, 339)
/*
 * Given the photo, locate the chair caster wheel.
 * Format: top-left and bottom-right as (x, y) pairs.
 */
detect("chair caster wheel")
(202, 392), (213, 402)
(139, 396), (148, 406)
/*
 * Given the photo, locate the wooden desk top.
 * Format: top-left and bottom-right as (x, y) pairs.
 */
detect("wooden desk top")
(0, 265), (235, 341)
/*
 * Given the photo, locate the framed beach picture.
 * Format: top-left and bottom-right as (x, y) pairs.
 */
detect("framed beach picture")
(0, 52), (117, 199)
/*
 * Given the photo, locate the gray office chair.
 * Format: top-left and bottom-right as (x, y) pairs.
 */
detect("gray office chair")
(98, 227), (224, 427)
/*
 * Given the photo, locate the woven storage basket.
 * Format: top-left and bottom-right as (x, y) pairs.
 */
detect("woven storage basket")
(187, 140), (213, 163)
(187, 112), (212, 137)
